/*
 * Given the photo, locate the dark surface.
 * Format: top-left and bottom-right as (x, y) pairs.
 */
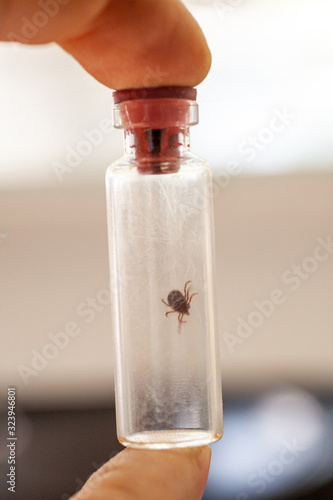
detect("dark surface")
(0, 400), (332, 500)
(0, 408), (122, 500)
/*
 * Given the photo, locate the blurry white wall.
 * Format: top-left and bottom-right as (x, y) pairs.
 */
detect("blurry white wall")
(1, 0), (333, 188)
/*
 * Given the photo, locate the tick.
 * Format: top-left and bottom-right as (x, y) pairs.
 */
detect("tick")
(162, 280), (198, 333)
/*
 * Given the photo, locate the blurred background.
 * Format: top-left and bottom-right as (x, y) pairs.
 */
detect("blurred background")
(1, 0), (333, 498)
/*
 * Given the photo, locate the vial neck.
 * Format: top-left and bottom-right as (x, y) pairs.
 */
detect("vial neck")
(123, 126), (191, 174)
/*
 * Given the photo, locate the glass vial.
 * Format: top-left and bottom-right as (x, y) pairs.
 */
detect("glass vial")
(105, 86), (223, 449)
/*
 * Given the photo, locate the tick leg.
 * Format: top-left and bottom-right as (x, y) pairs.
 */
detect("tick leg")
(178, 313), (187, 334)
(188, 292), (198, 305)
(178, 313), (187, 324)
(184, 280), (192, 299)
(166, 310), (177, 317)
(184, 280), (192, 302)
(161, 298), (170, 307)
(186, 286), (193, 301)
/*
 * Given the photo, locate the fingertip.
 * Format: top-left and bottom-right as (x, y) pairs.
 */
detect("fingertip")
(60, 0), (212, 90)
(71, 445), (212, 500)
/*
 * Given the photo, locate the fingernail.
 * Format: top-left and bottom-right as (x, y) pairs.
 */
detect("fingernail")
(185, 445), (212, 472)
(194, 446), (212, 470)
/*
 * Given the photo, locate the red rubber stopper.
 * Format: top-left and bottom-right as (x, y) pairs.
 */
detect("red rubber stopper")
(113, 86), (197, 104)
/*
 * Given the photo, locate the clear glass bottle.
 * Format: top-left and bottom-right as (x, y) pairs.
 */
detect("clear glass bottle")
(105, 86), (223, 449)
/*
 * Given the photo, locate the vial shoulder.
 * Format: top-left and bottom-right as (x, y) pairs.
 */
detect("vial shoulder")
(181, 151), (211, 171)
(105, 156), (137, 180)
(106, 153), (211, 177)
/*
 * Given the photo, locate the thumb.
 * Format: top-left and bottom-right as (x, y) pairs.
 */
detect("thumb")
(71, 446), (212, 500)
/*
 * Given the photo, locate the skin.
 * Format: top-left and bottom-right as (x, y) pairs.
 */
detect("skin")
(0, 1), (213, 499)
(71, 447), (212, 500)
(0, 0), (212, 89)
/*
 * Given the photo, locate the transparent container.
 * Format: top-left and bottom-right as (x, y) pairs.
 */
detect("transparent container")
(105, 87), (223, 449)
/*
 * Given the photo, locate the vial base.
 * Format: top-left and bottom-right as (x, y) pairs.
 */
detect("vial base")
(119, 430), (223, 449)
